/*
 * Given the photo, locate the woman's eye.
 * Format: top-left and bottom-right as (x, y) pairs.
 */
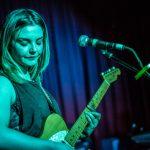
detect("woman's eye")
(19, 41), (28, 46)
(36, 40), (43, 45)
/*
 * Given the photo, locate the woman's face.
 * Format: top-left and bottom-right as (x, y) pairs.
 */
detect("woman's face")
(10, 25), (44, 70)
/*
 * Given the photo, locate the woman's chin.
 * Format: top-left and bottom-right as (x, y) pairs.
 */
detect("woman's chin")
(23, 58), (38, 66)
(22, 61), (38, 68)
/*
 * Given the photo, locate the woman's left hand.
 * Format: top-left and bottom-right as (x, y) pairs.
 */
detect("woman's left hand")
(83, 110), (101, 136)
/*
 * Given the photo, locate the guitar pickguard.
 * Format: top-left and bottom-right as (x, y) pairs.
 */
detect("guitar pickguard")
(49, 130), (68, 142)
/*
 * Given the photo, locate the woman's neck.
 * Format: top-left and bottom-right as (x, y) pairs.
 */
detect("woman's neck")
(20, 66), (32, 81)
(23, 71), (32, 81)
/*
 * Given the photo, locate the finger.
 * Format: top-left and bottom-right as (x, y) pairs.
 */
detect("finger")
(87, 112), (96, 121)
(90, 112), (101, 119)
(86, 112), (95, 119)
(90, 111), (100, 115)
(86, 111), (100, 122)
(88, 113), (101, 128)
(86, 112), (98, 126)
(85, 112), (93, 124)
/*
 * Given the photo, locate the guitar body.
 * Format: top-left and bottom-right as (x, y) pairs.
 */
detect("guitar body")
(40, 113), (69, 142)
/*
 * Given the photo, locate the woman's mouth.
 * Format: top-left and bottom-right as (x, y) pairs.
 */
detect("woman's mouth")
(25, 56), (39, 60)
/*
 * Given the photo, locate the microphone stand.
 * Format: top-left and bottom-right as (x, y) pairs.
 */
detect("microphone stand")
(101, 49), (150, 145)
(101, 50), (150, 80)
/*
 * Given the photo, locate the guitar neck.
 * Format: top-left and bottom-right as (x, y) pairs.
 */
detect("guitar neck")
(65, 80), (110, 147)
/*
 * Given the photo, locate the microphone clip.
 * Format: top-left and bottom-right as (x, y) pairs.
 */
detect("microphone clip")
(135, 63), (150, 80)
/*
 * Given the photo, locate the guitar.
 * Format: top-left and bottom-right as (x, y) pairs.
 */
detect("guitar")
(40, 67), (121, 148)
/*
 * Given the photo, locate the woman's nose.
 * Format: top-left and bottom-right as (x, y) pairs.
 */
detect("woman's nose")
(29, 49), (36, 55)
(29, 44), (37, 55)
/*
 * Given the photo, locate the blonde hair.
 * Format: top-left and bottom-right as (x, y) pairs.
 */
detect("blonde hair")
(0, 8), (50, 84)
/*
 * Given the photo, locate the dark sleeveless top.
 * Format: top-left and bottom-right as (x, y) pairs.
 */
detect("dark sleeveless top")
(8, 80), (61, 137)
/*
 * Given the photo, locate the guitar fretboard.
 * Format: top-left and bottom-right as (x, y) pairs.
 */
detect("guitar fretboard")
(65, 80), (110, 147)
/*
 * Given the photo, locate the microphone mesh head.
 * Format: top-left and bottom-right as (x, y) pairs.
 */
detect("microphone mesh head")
(78, 35), (89, 47)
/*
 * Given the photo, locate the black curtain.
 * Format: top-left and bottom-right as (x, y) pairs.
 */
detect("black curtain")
(0, 0), (150, 149)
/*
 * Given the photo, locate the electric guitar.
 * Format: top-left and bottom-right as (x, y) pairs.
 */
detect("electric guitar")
(40, 67), (121, 148)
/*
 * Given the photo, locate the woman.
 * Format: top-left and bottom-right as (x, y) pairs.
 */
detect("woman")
(0, 9), (101, 150)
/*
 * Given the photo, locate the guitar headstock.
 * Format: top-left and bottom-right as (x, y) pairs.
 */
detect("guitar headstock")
(101, 67), (121, 84)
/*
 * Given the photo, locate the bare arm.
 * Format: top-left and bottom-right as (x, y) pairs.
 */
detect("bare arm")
(0, 76), (71, 150)
(0, 127), (55, 150)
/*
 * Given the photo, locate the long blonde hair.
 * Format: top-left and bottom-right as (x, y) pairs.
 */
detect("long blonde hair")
(0, 8), (50, 84)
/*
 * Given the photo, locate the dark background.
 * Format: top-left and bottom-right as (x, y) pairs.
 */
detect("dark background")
(0, 0), (150, 149)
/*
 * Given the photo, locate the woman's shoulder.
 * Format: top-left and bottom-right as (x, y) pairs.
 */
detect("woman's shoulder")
(0, 75), (16, 104)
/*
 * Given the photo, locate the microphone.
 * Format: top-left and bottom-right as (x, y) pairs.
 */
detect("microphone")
(78, 35), (128, 50)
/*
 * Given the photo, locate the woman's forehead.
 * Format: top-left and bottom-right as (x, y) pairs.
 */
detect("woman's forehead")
(14, 25), (43, 39)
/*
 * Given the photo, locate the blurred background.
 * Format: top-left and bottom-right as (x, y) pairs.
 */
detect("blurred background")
(0, 0), (150, 149)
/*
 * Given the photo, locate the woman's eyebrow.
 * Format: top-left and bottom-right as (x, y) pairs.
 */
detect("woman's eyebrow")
(37, 37), (43, 40)
(16, 36), (43, 41)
